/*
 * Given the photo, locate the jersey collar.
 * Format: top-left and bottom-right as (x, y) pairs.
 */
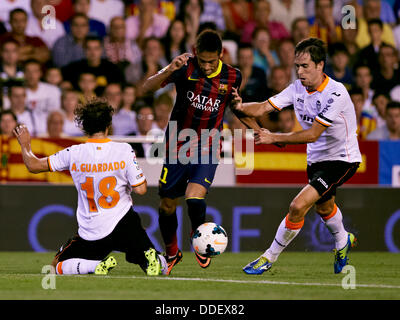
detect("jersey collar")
(306, 74), (330, 94)
(86, 138), (111, 143)
(207, 60), (222, 78)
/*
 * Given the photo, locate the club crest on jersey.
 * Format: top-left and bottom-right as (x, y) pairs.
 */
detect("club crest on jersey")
(218, 83), (228, 94)
(187, 91), (221, 112)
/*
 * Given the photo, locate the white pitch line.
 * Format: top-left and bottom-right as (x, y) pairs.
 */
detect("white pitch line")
(2, 273), (400, 290)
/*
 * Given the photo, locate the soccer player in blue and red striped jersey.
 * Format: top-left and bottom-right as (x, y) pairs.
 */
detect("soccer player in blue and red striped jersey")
(143, 30), (242, 274)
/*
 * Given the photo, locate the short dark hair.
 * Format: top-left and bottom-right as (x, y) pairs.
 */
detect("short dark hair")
(0, 109), (17, 122)
(195, 30), (222, 55)
(74, 98), (114, 136)
(367, 18), (383, 30)
(328, 42), (349, 57)
(83, 35), (102, 48)
(295, 37), (327, 67)
(386, 101), (400, 111)
(10, 8), (27, 21)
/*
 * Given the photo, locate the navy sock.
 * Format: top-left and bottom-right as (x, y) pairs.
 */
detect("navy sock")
(186, 198), (207, 233)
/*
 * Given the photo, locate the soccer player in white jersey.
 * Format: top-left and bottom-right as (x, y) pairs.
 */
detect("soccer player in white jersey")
(232, 38), (362, 274)
(13, 99), (167, 276)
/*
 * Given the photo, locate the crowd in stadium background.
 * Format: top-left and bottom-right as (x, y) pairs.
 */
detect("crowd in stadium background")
(0, 0), (400, 155)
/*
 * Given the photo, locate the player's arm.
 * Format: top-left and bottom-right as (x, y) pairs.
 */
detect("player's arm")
(142, 53), (193, 93)
(254, 120), (327, 145)
(132, 180), (147, 195)
(230, 87), (275, 127)
(13, 125), (50, 173)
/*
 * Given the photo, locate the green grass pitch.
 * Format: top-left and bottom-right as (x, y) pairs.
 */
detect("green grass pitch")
(1, 251), (400, 300)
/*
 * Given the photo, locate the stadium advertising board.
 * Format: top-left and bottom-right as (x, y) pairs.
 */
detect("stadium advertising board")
(1, 185), (399, 253)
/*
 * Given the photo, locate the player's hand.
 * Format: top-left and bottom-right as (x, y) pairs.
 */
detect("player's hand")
(168, 53), (193, 72)
(254, 128), (275, 145)
(13, 124), (31, 147)
(231, 87), (243, 111)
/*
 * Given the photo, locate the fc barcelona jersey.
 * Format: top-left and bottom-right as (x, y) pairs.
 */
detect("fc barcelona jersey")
(161, 57), (242, 160)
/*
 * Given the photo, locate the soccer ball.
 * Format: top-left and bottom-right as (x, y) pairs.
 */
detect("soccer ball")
(191, 222), (228, 257)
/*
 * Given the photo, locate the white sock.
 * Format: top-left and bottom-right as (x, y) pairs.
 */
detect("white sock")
(56, 258), (101, 275)
(263, 215), (303, 263)
(320, 204), (348, 250)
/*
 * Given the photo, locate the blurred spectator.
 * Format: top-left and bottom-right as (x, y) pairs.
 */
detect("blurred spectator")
(309, 0), (342, 44)
(52, 13), (89, 68)
(24, 59), (62, 136)
(237, 43), (269, 103)
(356, 0), (396, 49)
(77, 72), (97, 103)
(177, 0), (204, 48)
(87, 0), (125, 28)
(45, 110), (66, 138)
(125, 37), (168, 96)
(268, 65), (291, 96)
(8, 84), (35, 133)
(64, 0), (106, 38)
(269, 0), (306, 32)
(0, 39), (24, 101)
(363, 0), (396, 25)
(103, 82), (123, 112)
(277, 106), (298, 133)
(104, 16), (142, 71)
(129, 105), (163, 158)
(349, 87), (376, 139)
(367, 101), (400, 140)
(126, 0), (170, 46)
(251, 27), (279, 77)
(305, 0), (349, 24)
(0, 8), (50, 64)
(0, 0), (32, 23)
(26, 0), (66, 49)
(153, 92), (173, 131)
(341, 27), (359, 69)
(44, 67), (63, 87)
(372, 44), (400, 93)
(291, 17), (311, 46)
(277, 39), (297, 83)
(112, 84), (138, 136)
(61, 89), (83, 136)
(325, 42), (353, 89)
(222, 0), (254, 38)
(372, 91), (391, 129)
(356, 19), (387, 74)
(0, 110), (17, 137)
(62, 36), (125, 96)
(354, 64), (375, 116)
(162, 18), (190, 62)
(241, 0), (290, 45)
(200, 0), (226, 32)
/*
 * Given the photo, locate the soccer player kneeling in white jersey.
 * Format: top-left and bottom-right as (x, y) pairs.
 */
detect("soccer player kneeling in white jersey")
(13, 99), (167, 276)
(232, 38), (362, 274)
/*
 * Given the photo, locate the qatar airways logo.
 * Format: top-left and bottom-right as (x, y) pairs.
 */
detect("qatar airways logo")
(187, 91), (221, 112)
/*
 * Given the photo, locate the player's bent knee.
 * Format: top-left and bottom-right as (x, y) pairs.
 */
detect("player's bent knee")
(316, 202), (335, 216)
(288, 200), (307, 219)
(159, 198), (177, 216)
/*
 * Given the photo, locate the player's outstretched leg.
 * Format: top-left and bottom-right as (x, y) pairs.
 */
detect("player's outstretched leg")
(187, 197), (211, 269)
(317, 202), (357, 273)
(94, 256), (118, 275)
(56, 258), (110, 275)
(243, 214), (304, 275)
(333, 232), (357, 274)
